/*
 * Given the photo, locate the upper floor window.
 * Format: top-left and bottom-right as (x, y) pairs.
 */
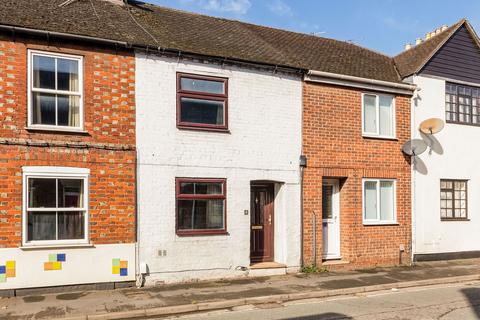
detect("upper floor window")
(28, 50), (83, 130)
(446, 82), (480, 125)
(362, 93), (395, 138)
(177, 73), (228, 132)
(22, 167), (89, 246)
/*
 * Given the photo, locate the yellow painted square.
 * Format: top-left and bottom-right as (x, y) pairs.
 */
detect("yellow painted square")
(119, 261), (128, 269)
(52, 262), (62, 270)
(6, 268), (15, 278)
(44, 262), (53, 271)
(112, 266), (120, 275)
(6, 261), (15, 270)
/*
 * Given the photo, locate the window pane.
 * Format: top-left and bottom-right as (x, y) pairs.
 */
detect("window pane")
(180, 97), (224, 125)
(364, 181), (377, 220)
(58, 179), (83, 208)
(32, 92), (56, 125)
(363, 95), (377, 134)
(28, 178), (56, 208)
(180, 182), (223, 195)
(379, 96), (393, 136)
(33, 55), (55, 89)
(180, 77), (224, 94)
(27, 211), (56, 241)
(58, 211), (84, 240)
(322, 185), (333, 219)
(57, 58), (79, 92)
(380, 181), (394, 221)
(57, 95), (80, 127)
(178, 199), (224, 230)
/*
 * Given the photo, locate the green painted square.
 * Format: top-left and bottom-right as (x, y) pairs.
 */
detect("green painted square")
(112, 259), (120, 267)
(0, 274), (5, 283)
(49, 254), (57, 262)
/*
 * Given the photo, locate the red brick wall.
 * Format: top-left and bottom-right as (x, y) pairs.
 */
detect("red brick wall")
(302, 82), (412, 268)
(0, 36), (136, 247)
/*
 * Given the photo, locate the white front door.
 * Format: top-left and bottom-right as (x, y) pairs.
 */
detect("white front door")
(322, 179), (341, 259)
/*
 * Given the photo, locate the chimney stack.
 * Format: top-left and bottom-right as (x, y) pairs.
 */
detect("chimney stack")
(416, 38), (422, 45)
(405, 43), (412, 50)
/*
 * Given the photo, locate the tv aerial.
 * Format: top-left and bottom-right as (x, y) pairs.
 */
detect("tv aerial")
(402, 139), (428, 172)
(419, 118), (445, 154)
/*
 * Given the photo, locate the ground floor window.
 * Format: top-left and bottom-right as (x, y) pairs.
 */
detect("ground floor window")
(440, 179), (468, 220)
(176, 178), (226, 236)
(23, 167), (89, 246)
(363, 179), (396, 224)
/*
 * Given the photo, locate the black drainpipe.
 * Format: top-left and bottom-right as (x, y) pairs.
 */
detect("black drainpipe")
(299, 155), (307, 268)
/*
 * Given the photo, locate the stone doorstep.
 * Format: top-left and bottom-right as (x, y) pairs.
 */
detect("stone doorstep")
(60, 274), (480, 320)
(249, 262), (287, 269)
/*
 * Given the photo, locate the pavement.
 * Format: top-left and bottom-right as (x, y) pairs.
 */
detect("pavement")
(1, 259), (480, 319)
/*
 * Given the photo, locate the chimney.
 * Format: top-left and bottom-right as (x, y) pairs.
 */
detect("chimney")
(104, 0), (125, 5)
(425, 33), (431, 40)
(405, 43), (412, 50)
(416, 38), (422, 45)
(435, 28), (442, 35)
(441, 25), (448, 31)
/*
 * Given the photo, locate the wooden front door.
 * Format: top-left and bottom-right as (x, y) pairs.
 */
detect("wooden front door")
(250, 184), (274, 263)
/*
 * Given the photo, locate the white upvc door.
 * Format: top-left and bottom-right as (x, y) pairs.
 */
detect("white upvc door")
(322, 179), (341, 259)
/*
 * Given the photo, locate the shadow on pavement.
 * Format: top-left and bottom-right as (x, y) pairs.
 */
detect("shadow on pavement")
(461, 287), (480, 319)
(281, 313), (352, 320)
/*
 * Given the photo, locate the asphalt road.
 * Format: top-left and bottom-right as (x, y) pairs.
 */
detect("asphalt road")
(162, 281), (480, 320)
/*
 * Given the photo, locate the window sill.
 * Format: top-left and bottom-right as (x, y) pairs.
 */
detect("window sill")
(26, 126), (89, 135)
(177, 125), (230, 134)
(363, 222), (399, 226)
(176, 230), (229, 237)
(20, 243), (94, 250)
(441, 218), (470, 222)
(362, 135), (398, 141)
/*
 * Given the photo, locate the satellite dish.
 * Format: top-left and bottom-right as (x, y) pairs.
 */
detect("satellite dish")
(402, 139), (427, 156)
(419, 118), (444, 134)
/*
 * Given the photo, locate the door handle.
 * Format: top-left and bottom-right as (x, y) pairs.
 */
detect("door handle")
(268, 215), (272, 225)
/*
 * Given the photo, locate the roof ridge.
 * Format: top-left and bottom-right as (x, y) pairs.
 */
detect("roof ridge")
(135, 1), (392, 60)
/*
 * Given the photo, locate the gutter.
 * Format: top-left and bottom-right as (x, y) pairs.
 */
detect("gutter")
(0, 24), (129, 48)
(0, 24), (303, 75)
(306, 70), (416, 95)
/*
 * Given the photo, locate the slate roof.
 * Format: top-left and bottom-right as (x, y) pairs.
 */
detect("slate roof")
(394, 20), (466, 78)
(0, 0), (403, 83)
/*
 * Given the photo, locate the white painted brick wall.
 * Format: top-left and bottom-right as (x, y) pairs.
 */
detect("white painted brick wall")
(413, 75), (480, 254)
(135, 53), (302, 284)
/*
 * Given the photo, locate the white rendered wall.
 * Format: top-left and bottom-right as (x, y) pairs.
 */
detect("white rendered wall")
(0, 244), (135, 290)
(413, 75), (480, 254)
(135, 53), (302, 284)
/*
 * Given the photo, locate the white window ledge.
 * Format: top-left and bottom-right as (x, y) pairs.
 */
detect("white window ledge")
(20, 244), (95, 251)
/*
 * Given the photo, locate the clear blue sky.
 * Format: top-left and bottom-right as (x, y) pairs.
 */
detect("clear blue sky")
(145, 0), (480, 56)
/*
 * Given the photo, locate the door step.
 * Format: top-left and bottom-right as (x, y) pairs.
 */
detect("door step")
(249, 262), (287, 277)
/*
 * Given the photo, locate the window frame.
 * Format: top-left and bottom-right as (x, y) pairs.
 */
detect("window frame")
(440, 179), (469, 221)
(362, 178), (397, 225)
(22, 166), (90, 247)
(361, 93), (396, 139)
(176, 72), (229, 132)
(27, 50), (84, 132)
(175, 177), (227, 236)
(445, 82), (480, 126)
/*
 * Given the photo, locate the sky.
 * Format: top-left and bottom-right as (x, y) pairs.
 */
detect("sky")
(145, 0), (480, 56)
